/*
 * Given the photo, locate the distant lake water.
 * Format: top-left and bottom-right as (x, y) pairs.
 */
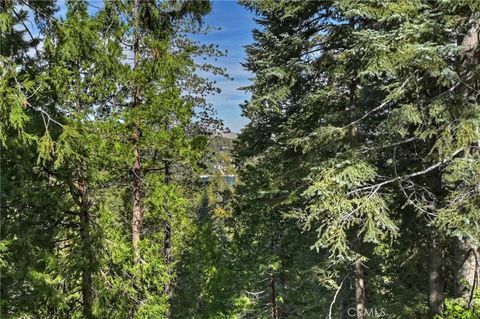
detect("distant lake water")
(224, 175), (235, 186)
(199, 174), (236, 186)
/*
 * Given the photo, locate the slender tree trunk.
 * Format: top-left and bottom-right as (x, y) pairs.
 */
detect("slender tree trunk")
(428, 235), (444, 317)
(163, 218), (172, 319)
(132, 130), (143, 260)
(347, 51), (365, 319)
(267, 223), (278, 319)
(1, 275), (8, 316)
(270, 272), (278, 319)
(71, 166), (93, 319)
(459, 15), (479, 62)
(350, 104), (366, 319)
(164, 161), (173, 319)
(73, 83), (93, 317)
(453, 14), (480, 309)
(78, 182), (93, 319)
(163, 220), (172, 319)
(279, 261), (288, 318)
(354, 260), (365, 319)
(427, 172), (444, 317)
(131, 0), (143, 261)
(455, 238), (479, 306)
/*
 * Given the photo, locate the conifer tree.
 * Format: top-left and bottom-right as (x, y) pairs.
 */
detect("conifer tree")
(238, 1), (480, 318)
(3, 0), (480, 318)
(2, 0), (222, 317)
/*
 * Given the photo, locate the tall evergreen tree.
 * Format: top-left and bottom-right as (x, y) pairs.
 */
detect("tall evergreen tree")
(3, 1), (480, 318)
(1, 0), (223, 318)
(237, 1), (480, 318)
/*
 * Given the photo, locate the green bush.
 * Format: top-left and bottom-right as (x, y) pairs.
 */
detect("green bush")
(437, 299), (480, 319)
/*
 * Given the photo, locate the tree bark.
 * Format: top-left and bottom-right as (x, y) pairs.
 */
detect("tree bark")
(164, 161), (173, 319)
(453, 11), (480, 309)
(79, 184), (93, 319)
(455, 238), (479, 306)
(132, 129), (143, 260)
(71, 167), (93, 319)
(354, 260), (365, 319)
(73, 49), (93, 318)
(459, 15), (479, 62)
(270, 272), (278, 319)
(347, 46), (365, 319)
(279, 261), (288, 318)
(428, 236), (444, 317)
(131, 0), (143, 262)
(0, 277), (7, 316)
(163, 218), (172, 319)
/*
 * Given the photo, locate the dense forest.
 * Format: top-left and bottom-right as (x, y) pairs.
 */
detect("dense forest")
(1, 0), (479, 318)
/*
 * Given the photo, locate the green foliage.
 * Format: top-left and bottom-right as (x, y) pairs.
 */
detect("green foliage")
(1, 0), (223, 318)
(438, 298), (480, 319)
(236, 0), (480, 317)
(2, 0), (480, 318)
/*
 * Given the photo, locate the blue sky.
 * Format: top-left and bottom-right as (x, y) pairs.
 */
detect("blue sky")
(194, 0), (256, 132)
(55, 0), (255, 132)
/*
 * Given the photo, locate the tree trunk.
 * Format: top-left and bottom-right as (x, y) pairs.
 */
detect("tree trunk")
(270, 272), (278, 319)
(71, 167), (93, 319)
(164, 161), (173, 319)
(455, 238), (479, 306)
(342, 284), (350, 319)
(131, 130), (143, 260)
(459, 15), (479, 62)
(79, 191), (93, 319)
(428, 236), (444, 317)
(71, 35), (94, 318)
(279, 262), (288, 318)
(163, 216), (172, 319)
(131, 0), (143, 261)
(1, 276), (8, 316)
(267, 229), (278, 319)
(453, 13), (480, 309)
(348, 56), (365, 319)
(354, 260), (365, 319)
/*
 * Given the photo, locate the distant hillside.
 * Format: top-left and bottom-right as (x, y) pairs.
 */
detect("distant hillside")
(218, 132), (238, 140)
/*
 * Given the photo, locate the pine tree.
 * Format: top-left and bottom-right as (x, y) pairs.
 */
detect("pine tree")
(2, 0), (222, 317)
(237, 1), (480, 318)
(235, 1), (344, 317)
(3, 1), (479, 318)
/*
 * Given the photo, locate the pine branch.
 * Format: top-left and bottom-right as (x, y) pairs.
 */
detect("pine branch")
(9, 67), (65, 128)
(342, 80), (408, 130)
(348, 149), (464, 196)
(12, 9), (40, 57)
(360, 137), (419, 154)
